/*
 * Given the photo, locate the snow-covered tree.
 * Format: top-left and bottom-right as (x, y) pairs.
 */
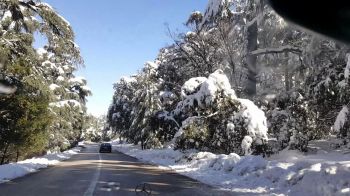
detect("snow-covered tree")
(173, 70), (268, 155)
(40, 48), (91, 151)
(107, 76), (137, 140)
(306, 44), (350, 146)
(0, 0), (88, 162)
(106, 0), (350, 156)
(108, 62), (165, 149)
(266, 90), (316, 152)
(83, 115), (106, 142)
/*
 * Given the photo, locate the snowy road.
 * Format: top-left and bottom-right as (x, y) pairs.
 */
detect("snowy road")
(0, 144), (233, 196)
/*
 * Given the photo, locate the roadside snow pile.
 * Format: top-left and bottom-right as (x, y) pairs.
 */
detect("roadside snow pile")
(112, 140), (350, 195)
(0, 147), (80, 183)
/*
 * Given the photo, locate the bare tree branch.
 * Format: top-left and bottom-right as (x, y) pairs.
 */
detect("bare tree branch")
(250, 46), (302, 56)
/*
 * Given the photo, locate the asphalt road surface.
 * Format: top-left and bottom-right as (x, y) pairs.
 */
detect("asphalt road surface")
(0, 144), (234, 196)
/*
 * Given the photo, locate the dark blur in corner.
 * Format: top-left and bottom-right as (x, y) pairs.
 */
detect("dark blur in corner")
(268, 0), (350, 44)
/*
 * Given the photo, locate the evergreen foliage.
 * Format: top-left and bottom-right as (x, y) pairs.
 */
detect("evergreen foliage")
(107, 0), (350, 155)
(0, 0), (90, 164)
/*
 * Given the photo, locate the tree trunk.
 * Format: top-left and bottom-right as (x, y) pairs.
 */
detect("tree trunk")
(285, 53), (291, 91)
(245, 21), (258, 96)
(16, 149), (20, 162)
(1, 143), (10, 165)
(285, 66), (291, 91)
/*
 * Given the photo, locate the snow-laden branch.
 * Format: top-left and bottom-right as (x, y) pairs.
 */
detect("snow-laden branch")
(0, 84), (17, 95)
(246, 15), (258, 27)
(334, 105), (349, 132)
(246, 4), (265, 28)
(250, 46), (302, 56)
(165, 115), (180, 128)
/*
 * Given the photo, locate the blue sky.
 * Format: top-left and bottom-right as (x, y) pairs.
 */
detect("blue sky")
(42, 0), (208, 116)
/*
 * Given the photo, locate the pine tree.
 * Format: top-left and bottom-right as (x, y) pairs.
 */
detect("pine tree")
(0, 0), (88, 162)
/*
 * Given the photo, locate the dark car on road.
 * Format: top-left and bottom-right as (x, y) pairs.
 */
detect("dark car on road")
(99, 143), (112, 153)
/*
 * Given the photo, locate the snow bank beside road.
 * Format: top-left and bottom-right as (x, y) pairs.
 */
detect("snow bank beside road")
(112, 141), (350, 196)
(0, 147), (80, 183)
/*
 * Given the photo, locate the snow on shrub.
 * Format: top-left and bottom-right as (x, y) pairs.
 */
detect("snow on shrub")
(159, 90), (177, 106)
(181, 77), (207, 98)
(173, 70), (268, 155)
(266, 90), (316, 152)
(334, 105), (350, 146)
(334, 106), (349, 132)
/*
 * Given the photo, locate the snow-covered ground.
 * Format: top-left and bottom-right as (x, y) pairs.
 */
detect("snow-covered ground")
(112, 140), (350, 196)
(0, 147), (81, 184)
